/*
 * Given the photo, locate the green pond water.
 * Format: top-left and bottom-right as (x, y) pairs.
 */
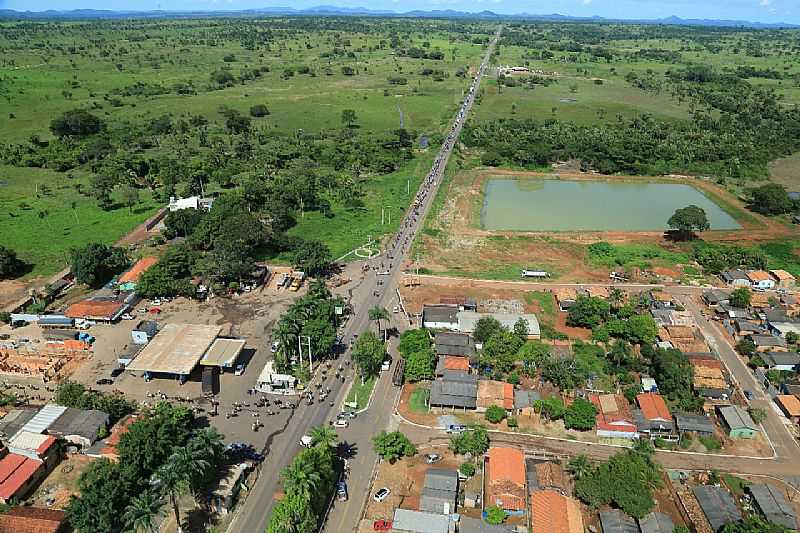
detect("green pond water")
(480, 178), (742, 231)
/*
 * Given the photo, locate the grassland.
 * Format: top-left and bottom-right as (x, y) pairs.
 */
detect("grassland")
(345, 376), (376, 411)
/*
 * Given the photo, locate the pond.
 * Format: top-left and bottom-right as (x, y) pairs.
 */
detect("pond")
(480, 178), (742, 231)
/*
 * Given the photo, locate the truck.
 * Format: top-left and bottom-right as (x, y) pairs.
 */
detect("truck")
(202, 367), (218, 396)
(289, 271), (305, 292)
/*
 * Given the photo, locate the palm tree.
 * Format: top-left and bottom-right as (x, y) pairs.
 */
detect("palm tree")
(309, 425), (338, 449)
(368, 306), (390, 341)
(124, 489), (165, 533)
(281, 458), (321, 501)
(608, 288), (625, 309)
(154, 448), (210, 533)
(566, 454), (593, 481)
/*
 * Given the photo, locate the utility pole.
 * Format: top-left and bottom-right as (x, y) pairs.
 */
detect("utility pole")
(297, 336), (303, 371)
(306, 336), (313, 372)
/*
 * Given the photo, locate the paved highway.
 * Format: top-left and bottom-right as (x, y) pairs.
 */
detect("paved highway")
(226, 28), (501, 533)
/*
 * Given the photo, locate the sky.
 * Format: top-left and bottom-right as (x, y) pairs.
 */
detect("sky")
(0, 0), (796, 24)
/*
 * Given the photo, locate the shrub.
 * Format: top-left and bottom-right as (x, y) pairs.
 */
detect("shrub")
(506, 417), (518, 428)
(459, 462), (476, 477)
(249, 104), (270, 117)
(485, 506), (506, 525)
(485, 405), (506, 424)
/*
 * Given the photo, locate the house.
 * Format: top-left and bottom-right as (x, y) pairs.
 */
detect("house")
(761, 351), (800, 372)
(530, 490), (584, 533)
(168, 195), (214, 212)
(256, 361), (297, 395)
(781, 294), (800, 317)
(553, 288), (577, 311)
(391, 509), (450, 533)
(599, 510), (639, 533)
(720, 269), (751, 287)
(85, 415), (137, 461)
(674, 412), (715, 437)
(750, 292), (771, 309)
(429, 371), (477, 410)
(0, 453), (45, 504)
(513, 389), (540, 415)
(764, 308), (791, 324)
(208, 463), (250, 515)
(65, 297), (130, 322)
(486, 447), (526, 512)
(748, 270), (776, 290)
(782, 378), (800, 397)
(748, 483), (798, 530)
(0, 506), (67, 533)
(476, 380), (514, 412)
(7, 431), (59, 469)
(650, 290), (675, 308)
(638, 512), (675, 533)
(734, 318), (761, 336)
(690, 357), (729, 398)
(693, 485), (742, 531)
(774, 271), (798, 294)
(15, 404), (68, 436)
(457, 311), (540, 340)
(46, 407), (109, 449)
(703, 289), (730, 308)
(435, 356), (470, 377)
(131, 320), (159, 345)
(748, 334), (788, 353)
(775, 395), (800, 423)
(531, 461), (568, 493)
(589, 394), (637, 440)
(635, 393), (676, 441)
(718, 405), (760, 438)
(422, 305), (460, 331)
(420, 469), (458, 515)
(768, 321), (800, 339)
(434, 332), (475, 358)
(458, 516), (515, 533)
(117, 256), (158, 291)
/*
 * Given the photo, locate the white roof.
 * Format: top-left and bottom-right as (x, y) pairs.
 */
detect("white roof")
(16, 404), (67, 435)
(201, 338), (246, 367)
(8, 430), (53, 451)
(772, 323), (800, 336)
(169, 196), (200, 210)
(257, 361), (295, 384)
(127, 323), (222, 375)
(457, 311), (540, 336)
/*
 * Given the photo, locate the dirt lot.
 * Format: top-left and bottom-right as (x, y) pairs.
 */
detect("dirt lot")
(417, 167), (793, 281)
(30, 454), (95, 509)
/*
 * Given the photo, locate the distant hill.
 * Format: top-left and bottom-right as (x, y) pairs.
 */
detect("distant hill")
(0, 5), (796, 28)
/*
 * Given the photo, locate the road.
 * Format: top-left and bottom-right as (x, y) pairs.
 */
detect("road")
(227, 28), (501, 533)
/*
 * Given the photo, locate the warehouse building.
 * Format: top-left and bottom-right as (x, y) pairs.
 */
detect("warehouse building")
(126, 323), (222, 383)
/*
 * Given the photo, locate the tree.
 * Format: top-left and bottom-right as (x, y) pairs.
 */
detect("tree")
(787, 332), (799, 346)
(485, 506), (506, 525)
(341, 109), (357, 127)
(729, 287), (751, 308)
(459, 462), (476, 477)
(519, 341), (551, 374)
(154, 447), (209, 533)
(220, 108), (251, 134)
(645, 346), (701, 411)
(65, 459), (134, 533)
(748, 407), (767, 424)
(564, 398), (597, 430)
(625, 314), (658, 345)
(449, 427), (489, 456)
(352, 331), (385, 379)
(119, 185), (140, 213)
(368, 306), (390, 341)
(398, 329), (432, 357)
(281, 457), (321, 502)
(404, 347), (436, 382)
(309, 426), (338, 448)
(749, 183), (794, 215)
(70, 243), (128, 287)
(485, 405), (507, 424)
(567, 454), (593, 480)
(0, 246), (21, 279)
(481, 330), (523, 375)
(50, 109), (104, 137)
(249, 104), (270, 117)
(568, 296), (611, 328)
(267, 493), (317, 533)
(124, 489), (165, 533)
(735, 338), (756, 357)
(163, 209), (204, 239)
(373, 431), (416, 462)
(473, 316), (503, 343)
(720, 517), (787, 533)
(291, 239), (332, 277)
(667, 205), (709, 239)
(513, 318), (529, 341)
(535, 397), (566, 421)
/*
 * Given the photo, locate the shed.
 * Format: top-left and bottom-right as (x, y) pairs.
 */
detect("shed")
(458, 516), (515, 533)
(200, 338), (246, 369)
(420, 469), (458, 515)
(37, 316), (73, 328)
(748, 334), (788, 353)
(131, 320), (159, 345)
(422, 305), (460, 330)
(0, 453), (44, 504)
(638, 512), (675, 533)
(434, 332), (475, 357)
(720, 269), (751, 287)
(674, 412), (715, 436)
(693, 485), (741, 531)
(748, 483), (798, 530)
(16, 404), (68, 436)
(391, 509), (450, 533)
(0, 409), (37, 439)
(718, 405), (759, 439)
(46, 407), (109, 448)
(599, 510), (639, 533)
(513, 389), (540, 414)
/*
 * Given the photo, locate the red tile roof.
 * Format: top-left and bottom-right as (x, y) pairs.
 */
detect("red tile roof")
(776, 395), (800, 417)
(589, 394), (636, 434)
(118, 256), (158, 284)
(531, 490), (584, 533)
(443, 356), (470, 371)
(637, 393), (671, 421)
(477, 380), (514, 410)
(487, 447), (526, 511)
(36, 436), (57, 456)
(0, 506), (66, 533)
(0, 454), (43, 501)
(65, 299), (126, 320)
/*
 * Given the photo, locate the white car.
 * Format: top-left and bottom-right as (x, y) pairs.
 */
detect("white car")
(373, 487), (391, 502)
(334, 419), (349, 428)
(120, 313), (135, 321)
(271, 341), (280, 353)
(234, 364), (245, 376)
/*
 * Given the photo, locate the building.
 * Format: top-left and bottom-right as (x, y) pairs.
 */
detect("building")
(131, 320), (159, 345)
(718, 405), (760, 439)
(7, 431), (58, 469)
(422, 305), (460, 330)
(513, 389), (540, 415)
(117, 256), (158, 291)
(16, 404), (68, 436)
(529, 461), (568, 493)
(768, 321), (800, 339)
(85, 415), (137, 461)
(748, 334), (788, 353)
(126, 323), (222, 382)
(775, 395), (800, 423)
(434, 332), (475, 358)
(734, 319), (761, 337)
(748, 483), (798, 530)
(209, 463), (251, 515)
(0, 506), (67, 533)
(761, 351), (800, 372)
(589, 394), (637, 440)
(486, 447), (526, 512)
(599, 510), (639, 533)
(693, 485), (742, 531)
(46, 407), (108, 449)
(37, 316), (74, 329)
(0, 453), (45, 504)
(391, 509), (450, 533)
(703, 289), (730, 308)
(476, 380), (514, 412)
(435, 355), (470, 376)
(638, 512), (675, 533)
(0, 409), (37, 440)
(65, 297), (129, 322)
(200, 338), (246, 371)
(429, 371), (477, 410)
(168, 195), (214, 212)
(720, 269), (751, 287)
(635, 393), (676, 441)
(553, 288), (577, 311)
(674, 412), (715, 437)
(747, 270), (776, 290)
(420, 469), (458, 515)
(641, 376), (658, 393)
(255, 361), (297, 394)
(458, 516), (515, 533)
(530, 490), (584, 533)
(457, 312), (540, 339)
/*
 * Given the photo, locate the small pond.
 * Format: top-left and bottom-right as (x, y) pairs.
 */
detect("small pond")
(481, 178), (741, 231)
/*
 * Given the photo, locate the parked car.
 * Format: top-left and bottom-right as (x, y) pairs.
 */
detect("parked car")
(234, 364), (245, 376)
(446, 424), (466, 434)
(381, 359), (391, 372)
(744, 390), (754, 401)
(120, 313), (135, 321)
(373, 520), (393, 531)
(334, 419), (349, 428)
(425, 453), (442, 464)
(95, 378), (113, 385)
(336, 481), (348, 501)
(110, 366), (124, 378)
(338, 411), (357, 420)
(373, 487), (391, 502)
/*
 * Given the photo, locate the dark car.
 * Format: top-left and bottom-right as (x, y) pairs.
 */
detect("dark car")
(110, 366), (124, 378)
(744, 390), (754, 401)
(336, 481), (348, 501)
(96, 378), (113, 385)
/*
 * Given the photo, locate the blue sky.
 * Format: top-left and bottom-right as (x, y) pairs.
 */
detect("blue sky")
(0, 0), (796, 24)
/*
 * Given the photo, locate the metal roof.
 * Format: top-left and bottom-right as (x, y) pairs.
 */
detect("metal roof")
(201, 338), (246, 367)
(0, 409), (37, 439)
(457, 311), (540, 336)
(458, 516), (515, 533)
(693, 485), (742, 531)
(424, 469), (458, 492)
(38, 316), (73, 327)
(127, 323), (222, 375)
(599, 510), (639, 533)
(392, 509), (450, 533)
(16, 404), (67, 436)
(718, 405), (759, 432)
(434, 332), (475, 357)
(8, 431), (56, 454)
(422, 305), (460, 325)
(674, 412), (714, 433)
(430, 379), (477, 408)
(762, 351), (800, 367)
(46, 408), (109, 443)
(638, 512), (675, 533)
(514, 389), (541, 410)
(749, 484), (798, 529)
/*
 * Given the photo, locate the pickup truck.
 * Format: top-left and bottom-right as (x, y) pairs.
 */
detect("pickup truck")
(300, 435), (313, 448)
